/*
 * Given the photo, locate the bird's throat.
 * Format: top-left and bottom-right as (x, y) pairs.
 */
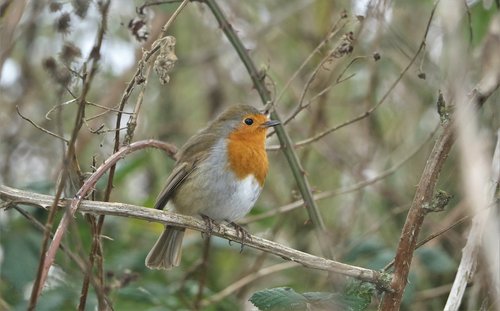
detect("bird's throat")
(226, 134), (268, 186)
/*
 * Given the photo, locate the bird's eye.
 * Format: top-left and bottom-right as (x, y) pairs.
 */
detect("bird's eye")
(244, 118), (254, 125)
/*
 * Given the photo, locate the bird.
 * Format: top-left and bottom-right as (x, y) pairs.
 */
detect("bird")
(145, 104), (280, 270)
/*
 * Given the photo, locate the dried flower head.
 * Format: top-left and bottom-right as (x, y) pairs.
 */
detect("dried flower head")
(49, 1), (62, 12)
(42, 57), (72, 87)
(42, 57), (58, 72)
(128, 17), (149, 42)
(59, 42), (82, 64)
(72, 0), (90, 18)
(153, 36), (177, 85)
(331, 31), (354, 58)
(55, 12), (71, 34)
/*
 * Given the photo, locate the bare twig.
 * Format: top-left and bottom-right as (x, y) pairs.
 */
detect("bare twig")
(383, 213), (471, 272)
(0, 184), (390, 290)
(248, 124), (437, 224)
(194, 237), (211, 310)
(201, 262), (299, 308)
(279, 2), (436, 150)
(11, 205), (87, 271)
(28, 2), (111, 308)
(283, 43), (348, 126)
(441, 5), (500, 311)
(444, 106), (500, 311)
(137, 0), (183, 14)
(8, 204), (114, 308)
(83, 2), (188, 309)
(29, 138), (176, 307)
(16, 105), (69, 143)
(275, 14), (348, 110)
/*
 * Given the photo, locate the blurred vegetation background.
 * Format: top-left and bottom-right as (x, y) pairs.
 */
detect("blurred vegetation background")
(0, 0), (499, 310)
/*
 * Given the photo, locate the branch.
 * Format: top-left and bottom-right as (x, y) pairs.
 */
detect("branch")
(380, 122), (454, 310)
(248, 124), (438, 224)
(0, 184), (391, 291)
(81, 2), (188, 309)
(444, 130), (500, 310)
(29, 2), (111, 308)
(28, 139), (177, 304)
(442, 7), (500, 311)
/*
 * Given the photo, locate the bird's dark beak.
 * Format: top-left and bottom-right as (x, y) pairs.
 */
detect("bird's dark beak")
(261, 120), (280, 128)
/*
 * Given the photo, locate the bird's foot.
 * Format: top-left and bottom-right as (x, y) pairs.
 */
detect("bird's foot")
(228, 222), (251, 253)
(200, 214), (218, 239)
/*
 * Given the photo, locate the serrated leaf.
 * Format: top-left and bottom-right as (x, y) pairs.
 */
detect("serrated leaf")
(344, 281), (375, 311)
(250, 287), (373, 311)
(249, 287), (307, 311)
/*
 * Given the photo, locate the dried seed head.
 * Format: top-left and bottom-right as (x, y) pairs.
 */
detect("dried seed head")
(49, 1), (62, 12)
(42, 57), (58, 72)
(72, 0), (90, 18)
(59, 42), (82, 64)
(128, 17), (149, 42)
(55, 12), (71, 34)
(154, 36), (177, 84)
(42, 57), (72, 87)
(331, 31), (354, 58)
(55, 67), (73, 87)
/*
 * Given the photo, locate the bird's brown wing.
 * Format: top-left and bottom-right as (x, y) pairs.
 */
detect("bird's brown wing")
(154, 162), (192, 210)
(154, 132), (218, 210)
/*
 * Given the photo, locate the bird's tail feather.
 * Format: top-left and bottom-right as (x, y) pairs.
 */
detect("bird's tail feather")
(145, 225), (185, 270)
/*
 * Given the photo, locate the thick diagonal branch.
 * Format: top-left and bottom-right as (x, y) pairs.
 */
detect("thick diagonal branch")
(0, 184), (390, 290)
(380, 123), (455, 310)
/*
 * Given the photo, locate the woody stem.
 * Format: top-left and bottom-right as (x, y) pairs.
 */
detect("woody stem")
(0, 184), (391, 291)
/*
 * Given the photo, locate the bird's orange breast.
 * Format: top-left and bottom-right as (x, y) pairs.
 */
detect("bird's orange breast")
(226, 130), (268, 187)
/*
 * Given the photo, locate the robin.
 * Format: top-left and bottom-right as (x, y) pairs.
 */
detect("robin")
(146, 104), (280, 269)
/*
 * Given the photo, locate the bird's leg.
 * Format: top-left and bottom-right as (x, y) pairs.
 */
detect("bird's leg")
(200, 214), (218, 239)
(227, 221), (251, 253)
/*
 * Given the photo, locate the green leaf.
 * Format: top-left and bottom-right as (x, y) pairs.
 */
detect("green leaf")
(344, 281), (375, 311)
(249, 287), (307, 311)
(302, 291), (350, 310)
(250, 286), (374, 311)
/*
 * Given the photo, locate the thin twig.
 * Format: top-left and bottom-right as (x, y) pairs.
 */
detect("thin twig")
(444, 113), (500, 310)
(28, 2), (111, 308)
(84, 2), (188, 310)
(247, 124), (437, 224)
(201, 262), (299, 308)
(282, 3), (436, 150)
(383, 214), (471, 272)
(9, 204), (114, 308)
(283, 45), (346, 126)
(12, 205), (87, 271)
(137, 0), (183, 14)
(29, 138), (176, 307)
(16, 105), (69, 143)
(274, 14), (348, 109)
(194, 237), (211, 310)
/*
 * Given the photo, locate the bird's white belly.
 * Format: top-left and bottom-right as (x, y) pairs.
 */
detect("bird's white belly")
(200, 174), (261, 221)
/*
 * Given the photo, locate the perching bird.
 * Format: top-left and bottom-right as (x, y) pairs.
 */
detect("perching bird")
(146, 104), (279, 269)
